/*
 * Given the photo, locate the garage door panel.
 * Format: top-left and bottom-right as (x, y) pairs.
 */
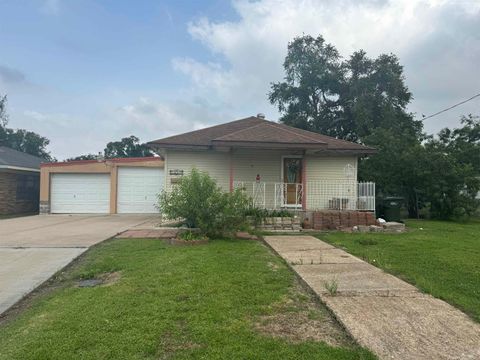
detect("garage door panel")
(117, 167), (164, 213)
(50, 174), (110, 214)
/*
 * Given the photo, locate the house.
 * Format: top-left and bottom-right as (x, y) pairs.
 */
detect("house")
(0, 146), (43, 215)
(39, 157), (164, 214)
(148, 115), (376, 214)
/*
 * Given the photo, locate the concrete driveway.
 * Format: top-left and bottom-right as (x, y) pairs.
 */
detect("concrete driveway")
(0, 215), (155, 315)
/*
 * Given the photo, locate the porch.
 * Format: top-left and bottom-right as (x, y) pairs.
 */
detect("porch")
(233, 180), (375, 211)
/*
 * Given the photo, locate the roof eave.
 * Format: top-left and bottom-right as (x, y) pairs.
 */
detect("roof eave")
(147, 143), (210, 151)
(211, 140), (328, 149)
(312, 148), (377, 155)
(0, 165), (40, 172)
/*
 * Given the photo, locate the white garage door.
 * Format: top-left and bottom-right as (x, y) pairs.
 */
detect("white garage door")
(50, 173), (110, 214)
(117, 167), (164, 213)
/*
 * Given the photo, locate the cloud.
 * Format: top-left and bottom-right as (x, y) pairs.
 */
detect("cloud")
(0, 65), (27, 85)
(174, 0), (480, 132)
(41, 0), (61, 15)
(114, 97), (230, 141)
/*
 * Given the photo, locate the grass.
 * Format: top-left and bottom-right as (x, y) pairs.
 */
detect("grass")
(0, 238), (374, 360)
(320, 219), (480, 322)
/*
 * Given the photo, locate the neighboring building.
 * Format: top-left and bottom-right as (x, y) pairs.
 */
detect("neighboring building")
(40, 157), (164, 214)
(148, 115), (376, 211)
(0, 146), (43, 215)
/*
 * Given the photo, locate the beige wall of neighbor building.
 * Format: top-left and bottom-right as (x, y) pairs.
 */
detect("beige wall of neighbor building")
(40, 158), (164, 214)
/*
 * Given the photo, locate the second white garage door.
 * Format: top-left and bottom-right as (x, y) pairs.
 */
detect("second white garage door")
(117, 167), (164, 213)
(50, 173), (111, 214)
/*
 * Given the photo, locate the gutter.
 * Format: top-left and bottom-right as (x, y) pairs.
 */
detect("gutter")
(0, 165), (40, 172)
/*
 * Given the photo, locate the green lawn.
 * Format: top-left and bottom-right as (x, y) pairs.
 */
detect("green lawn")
(320, 219), (480, 322)
(0, 239), (374, 360)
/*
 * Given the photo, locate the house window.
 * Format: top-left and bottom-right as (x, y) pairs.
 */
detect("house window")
(16, 174), (39, 201)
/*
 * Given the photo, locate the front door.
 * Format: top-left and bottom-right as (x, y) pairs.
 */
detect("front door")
(283, 158), (303, 205)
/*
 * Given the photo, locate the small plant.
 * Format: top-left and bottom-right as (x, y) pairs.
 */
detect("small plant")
(179, 230), (206, 242)
(245, 207), (294, 225)
(324, 278), (338, 296)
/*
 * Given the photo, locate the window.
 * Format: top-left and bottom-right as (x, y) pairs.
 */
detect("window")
(16, 174), (39, 202)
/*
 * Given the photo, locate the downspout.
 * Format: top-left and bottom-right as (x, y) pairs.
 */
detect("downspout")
(229, 148), (234, 192)
(302, 153), (307, 211)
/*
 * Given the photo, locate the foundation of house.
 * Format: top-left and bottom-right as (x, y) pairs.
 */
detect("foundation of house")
(307, 210), (376, 230)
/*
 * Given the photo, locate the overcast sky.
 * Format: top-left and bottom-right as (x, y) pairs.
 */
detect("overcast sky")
(1, 0), (479, 160)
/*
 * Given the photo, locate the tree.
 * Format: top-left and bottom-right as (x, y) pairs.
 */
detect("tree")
(0, 95), (8, 127)
(104, 135), (154, 159)
(65, 154), (99, 161)
(270, 35), (479, 219)
(269, 35), (422, 143)
(0, 94), (53, 161)
(421, 116), (480, 219)
(158, 169), (250, 237)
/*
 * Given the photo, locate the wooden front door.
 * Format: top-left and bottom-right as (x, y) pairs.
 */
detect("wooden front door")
(283, 158), (302, 205)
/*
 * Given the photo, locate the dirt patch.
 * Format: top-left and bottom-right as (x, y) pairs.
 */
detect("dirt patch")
(254, 280), (355, 348)
(158, 320), (202, 359)
(101, 271), (122, 286)
(77, 271), (122, 288)
(267, 261), (280, 271)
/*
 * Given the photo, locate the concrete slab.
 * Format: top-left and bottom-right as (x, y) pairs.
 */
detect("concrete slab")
(0, 215), (154, 247)
(264, 235), (480, 359)
(281, 248), (363, 265)
(0, 247), (85, 314)
(266, 235), (335, 252)
(324, 295), (480, 360)
(0, 214), (155, 315)
(294, 262), (419, 296)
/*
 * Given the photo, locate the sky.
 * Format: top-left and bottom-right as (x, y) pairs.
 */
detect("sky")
(0, 0), (479, 160)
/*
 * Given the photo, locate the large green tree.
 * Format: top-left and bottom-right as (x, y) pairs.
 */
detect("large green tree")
(68, 135), (154, 161)
(104, 135), (154, 158)
(270, 35), (479, 219)
(0, 94), (53, 161)
(269, 35), (422, 143)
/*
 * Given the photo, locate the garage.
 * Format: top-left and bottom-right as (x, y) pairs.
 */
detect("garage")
(117, 167), (164, 213)
(40, 157), (164, 214)
(50, 173), (111, 214)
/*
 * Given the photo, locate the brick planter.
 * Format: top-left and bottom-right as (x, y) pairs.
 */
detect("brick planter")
(312, 211), (376, 230)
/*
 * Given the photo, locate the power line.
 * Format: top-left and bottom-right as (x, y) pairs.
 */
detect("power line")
(420, 92), (480, 121)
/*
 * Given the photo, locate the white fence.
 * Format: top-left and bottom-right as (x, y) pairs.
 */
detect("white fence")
(234, 180), (375, 211)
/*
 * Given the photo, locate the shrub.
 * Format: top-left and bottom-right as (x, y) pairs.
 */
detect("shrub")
(244, 207), (293, 225)
(158, 169), (250, 237)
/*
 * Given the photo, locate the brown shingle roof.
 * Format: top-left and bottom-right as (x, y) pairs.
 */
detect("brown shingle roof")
(148, 116), (375, 154)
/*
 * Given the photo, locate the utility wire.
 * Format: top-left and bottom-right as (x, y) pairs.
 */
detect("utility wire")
(420, 92), (480, 121)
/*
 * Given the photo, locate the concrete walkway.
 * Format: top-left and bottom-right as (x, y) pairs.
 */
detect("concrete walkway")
(0, 215), (155, 315)
(264, 235), (480, 360)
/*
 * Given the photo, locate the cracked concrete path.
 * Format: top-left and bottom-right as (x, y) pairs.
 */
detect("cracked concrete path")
(264, 235), (480, 360)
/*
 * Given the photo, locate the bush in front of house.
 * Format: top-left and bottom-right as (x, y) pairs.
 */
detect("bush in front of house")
(158, 168), (251, 237)
(244, 207), (293, 226)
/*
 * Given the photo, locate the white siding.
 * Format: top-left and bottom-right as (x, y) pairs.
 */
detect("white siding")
(165, 150), (230, 190)
(165, 149), (360, 210)
(305, 155), (358, 209)
(232, 149), (285, 183)
(305, 156), (357, 181)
